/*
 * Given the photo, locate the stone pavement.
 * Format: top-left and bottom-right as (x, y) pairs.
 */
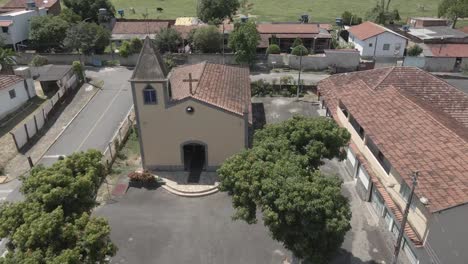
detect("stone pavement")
(3, 84), (98, 181)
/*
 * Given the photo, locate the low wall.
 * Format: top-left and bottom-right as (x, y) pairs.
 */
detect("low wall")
(403, 56), (426, 69)
(10, 77), (81, 150)
(267, 50), (360, 71)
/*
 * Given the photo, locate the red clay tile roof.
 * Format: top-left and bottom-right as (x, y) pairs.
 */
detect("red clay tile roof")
(460, 26), (468, 34)
(257, 23), (320, 34)
(112, 21), (169, 35)
(427, 44), (468, 57)
(318, 67), (468, 213)
(0, 74), (23, 91)
(348, 21), (387, 40)
(0, 20), (12, 27)
(173, 25), (202, 39)
(169, 62), (251, 121)
(349, 143), (423, 247)
(1, 0), (57, 8)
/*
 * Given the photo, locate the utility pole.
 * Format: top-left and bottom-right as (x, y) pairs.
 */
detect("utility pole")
(297, 47), (302, 100)
(391, 171), (419, 264)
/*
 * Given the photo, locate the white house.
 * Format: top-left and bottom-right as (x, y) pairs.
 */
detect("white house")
(0, 68), (36, 120)
(0, 7), (47, 50)
(348, 21), (407, 58)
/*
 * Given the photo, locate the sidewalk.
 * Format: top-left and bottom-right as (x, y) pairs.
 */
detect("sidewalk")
(3, 84), (98, 181)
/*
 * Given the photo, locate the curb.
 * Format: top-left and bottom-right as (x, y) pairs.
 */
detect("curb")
(2, 84), (101, 184)
(161, 184), (219, 197)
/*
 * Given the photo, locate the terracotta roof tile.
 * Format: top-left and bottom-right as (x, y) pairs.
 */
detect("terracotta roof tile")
(0, 74), (23, 91)
(427, 44), (468, 57)
(169, 62), (251, 121)
(257, 23), (320, 34)
(0, 20), (12, 27)
(348, 21), (387, 40)
(112, 21), (169, 35)
(318, 67), (468, 213)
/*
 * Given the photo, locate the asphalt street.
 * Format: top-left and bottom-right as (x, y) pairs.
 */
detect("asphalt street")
(3, 67), (133, 200)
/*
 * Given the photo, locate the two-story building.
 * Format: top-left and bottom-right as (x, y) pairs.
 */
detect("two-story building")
(318, 67), (468, 264)
(0, 7), (47, 50)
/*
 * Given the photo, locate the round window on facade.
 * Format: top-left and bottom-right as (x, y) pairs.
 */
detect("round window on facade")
(186, 106), (195, 114)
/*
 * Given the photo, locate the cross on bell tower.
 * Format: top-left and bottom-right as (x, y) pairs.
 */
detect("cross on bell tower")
(183, 73), (199, 95)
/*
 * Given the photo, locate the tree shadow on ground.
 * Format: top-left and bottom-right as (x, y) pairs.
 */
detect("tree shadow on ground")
(331, 249), (379, 264)
(252, 102), (266, 131)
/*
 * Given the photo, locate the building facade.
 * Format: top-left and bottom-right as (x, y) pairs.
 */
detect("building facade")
(348, 21), (407, 58)
(0, 8), (47, 50)
(130, 37), (251, 171)
(0, 73), (36, 119)
(318, 67), (468, 264)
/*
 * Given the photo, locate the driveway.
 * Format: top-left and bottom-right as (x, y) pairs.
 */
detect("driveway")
(40, 67), (133, 166)
(95, 188), (291, 264)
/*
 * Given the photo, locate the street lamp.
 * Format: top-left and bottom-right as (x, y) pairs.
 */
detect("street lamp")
(290, 46), (303, 100)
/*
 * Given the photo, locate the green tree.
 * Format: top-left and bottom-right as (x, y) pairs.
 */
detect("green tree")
(218, 116), (351, 263)
(72, 61), (85, 81)
(197, 0), (240, 22)
(228, 21), (260, 65)
(64, 22), (111, 54)
(58, 8), (82, 24)
(29, 15), (69, 51)
(130, 37), (143, 53)
(407, 44), (423, 56)
(30, 55), (48, 66)
(341, 11), (363, 25)
(438, 0), (468, 28)
(266, 44), (280, 54)
(63, 0), (115, 23)
(154, 28), (182, 53)
(291, 45), (309, 56)
(192, 26), (223, 53)
(119, 40), (131, 58)
(292, 37), (303, 48)
(366, 0), (401, 24)
(0, 48), (16, 73)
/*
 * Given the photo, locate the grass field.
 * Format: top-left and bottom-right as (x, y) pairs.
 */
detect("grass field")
(111, 0), (443, 23)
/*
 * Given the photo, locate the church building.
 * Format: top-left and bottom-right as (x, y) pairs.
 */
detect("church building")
(130, 37), (251, 172)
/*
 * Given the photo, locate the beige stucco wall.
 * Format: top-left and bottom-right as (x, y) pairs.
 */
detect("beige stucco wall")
(336, 107), (429, 239)
(133, 81), (246, 170)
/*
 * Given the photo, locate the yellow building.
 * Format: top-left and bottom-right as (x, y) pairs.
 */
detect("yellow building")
(130, 37), (251, 172)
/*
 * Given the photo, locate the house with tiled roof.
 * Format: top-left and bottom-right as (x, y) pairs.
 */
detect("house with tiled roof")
(130, 37), (251, 172)
(0, 68), (36, 120)
(348, 21), (407, 58)
(318, 67), (468, 264)
(111, 19), (174, 41)
(0, 0), (60, 15)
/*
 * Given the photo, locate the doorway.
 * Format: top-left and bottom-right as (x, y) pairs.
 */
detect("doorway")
(182, 143), (206, 183)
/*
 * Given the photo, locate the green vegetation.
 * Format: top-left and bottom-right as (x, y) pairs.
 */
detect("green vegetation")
(228, 21), (260, 65)
(64, 22), (111, 54)
(30, 55), (49, 66)
(64, 0), (115, 23)
(29, 15), (69, 51)
(251, 78), (305, 97)
(192, 26), (223, 53)
(291, 45), (309, 56)
(218, 116), (351, 263)
(341, 11), (363, 25)
(407, 44), (423, 56)
(72, 61), (85, 82)
(111, 0), (440, 23)
(154, 28), (182, 53)
(0, 151), (116, 263)
(266, 44), (280, 54)
(438, 0), (468, 28)
(197, 0), (240, 22)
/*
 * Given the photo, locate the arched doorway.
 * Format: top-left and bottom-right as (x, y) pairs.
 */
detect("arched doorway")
(182, 142), (207, 183)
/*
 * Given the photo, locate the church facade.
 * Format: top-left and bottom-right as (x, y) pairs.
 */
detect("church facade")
(130, 37), (251, 171)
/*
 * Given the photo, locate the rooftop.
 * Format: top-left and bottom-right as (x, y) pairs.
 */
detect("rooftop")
(318, 67), (468, 213)
(257, 23), (320, 34)
(406, 26), (468, 40)
(169, 62), (251, 119)
(348, 21), (386, 40)
(1, 0), (57, 9)
(112, 21), (169, 35)
(34, 64), (72, 82)
(131, 37), (168, 80)
(426, 43), (468, 57)
(0, 74), (23, 91)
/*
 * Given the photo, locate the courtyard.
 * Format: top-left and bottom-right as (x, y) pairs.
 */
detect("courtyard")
(95, 97), (397, 264)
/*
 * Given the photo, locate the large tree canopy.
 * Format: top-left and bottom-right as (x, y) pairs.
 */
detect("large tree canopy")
(218, 116), (352, 263)
(29, 15), (69, 50)
(197, 0), (239, 22)
(228, 21), (260, 65)
(192, 26), (223, 53)
(154, 28), (182, 53)
(0, 150), (116, 264)
(63, 22), (111, 54)
(438, 0), (468, 28)
(63, 0), (115, 23)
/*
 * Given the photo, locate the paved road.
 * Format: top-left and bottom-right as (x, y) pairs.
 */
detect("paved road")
(3, 67), (133, 201)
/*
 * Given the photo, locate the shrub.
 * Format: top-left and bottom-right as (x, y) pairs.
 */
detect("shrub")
(30, 55), (48, 67)
(72, 61), (85, 81)
(130, 37), (143, 53)
(192, 26), (222, 53)
(251, 79), (273, 96)
(266, 44), (280, 54)
(341, 11), (363, 25)
(119, 41), (131, 58)
(128, 170), (156, 183)
(292, 37), (303, 48)
(291, 45), (309, 56)
(407, 44), (423, 56)
(164, 58), (177, 70)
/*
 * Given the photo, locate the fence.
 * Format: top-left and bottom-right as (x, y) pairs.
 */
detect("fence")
(102, 106), (135, 169)
(9, 77), (80, 150)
